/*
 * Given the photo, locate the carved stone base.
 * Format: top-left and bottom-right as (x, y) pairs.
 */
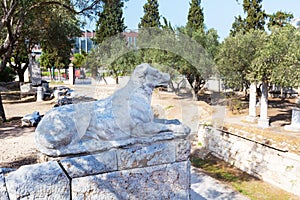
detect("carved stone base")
(258, 118), (270, 128)
(244, 115), (258, 123)
(1, 137), (191, 199)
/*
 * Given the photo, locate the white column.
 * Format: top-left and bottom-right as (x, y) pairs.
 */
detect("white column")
(258, 81), (269, 128)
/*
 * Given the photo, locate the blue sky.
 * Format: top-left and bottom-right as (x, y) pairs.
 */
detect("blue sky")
(123, 0), (300, 41)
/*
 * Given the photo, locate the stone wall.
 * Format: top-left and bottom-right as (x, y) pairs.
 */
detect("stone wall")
(0, 137), (191, 199)
(198, 124), (300, 197)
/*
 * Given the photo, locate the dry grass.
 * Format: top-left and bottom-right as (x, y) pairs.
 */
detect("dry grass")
(191, 153), (300, 200)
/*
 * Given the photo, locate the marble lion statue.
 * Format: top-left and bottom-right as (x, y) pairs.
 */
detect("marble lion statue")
(35, 63), (190, 156)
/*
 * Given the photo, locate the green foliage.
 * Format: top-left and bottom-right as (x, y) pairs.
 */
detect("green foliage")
(230, 0), (267, 36)
(39, 51), (55, 69)
(0, 67), (16, 82)
(95, 0), (126, 44)
(267, 11), (294, 29)
(250, 25), (300, 87)
(0, 0), (86, 72)
(217, 30), (266, 89)
(228, 97), (246, 114)
(92, 0), (127, 83)
(86, 33), (134, 83)
(191, 156), (240, 182)
(186, 0), (205, 36)
(181, 0), (219, 99)
(138, 0), (161, 28)
(72, 53), (86, 68)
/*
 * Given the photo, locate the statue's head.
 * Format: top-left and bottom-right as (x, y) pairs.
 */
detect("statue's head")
(131, 63), (170, 88)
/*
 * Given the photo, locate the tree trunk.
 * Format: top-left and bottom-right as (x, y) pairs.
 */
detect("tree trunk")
(280, 87), (284, 100)
(18, 68), (25, 82)
(191, 89), (197, 101)
(0, 93), (6, 122)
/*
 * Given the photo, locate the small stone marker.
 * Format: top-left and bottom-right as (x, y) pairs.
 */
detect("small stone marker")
(284, 107), (300, 132)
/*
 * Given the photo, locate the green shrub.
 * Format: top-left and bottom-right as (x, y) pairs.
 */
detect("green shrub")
(0, 67), (16, 82)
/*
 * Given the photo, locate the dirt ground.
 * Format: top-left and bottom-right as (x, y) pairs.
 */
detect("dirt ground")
(1, 85), (299, 168)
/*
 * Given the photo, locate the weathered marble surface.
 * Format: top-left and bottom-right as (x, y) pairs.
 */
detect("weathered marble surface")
(5, 162), (70, 199)
(2, 137), (191, 200)
(35, 63), (190, 156)
(60, 150), (118, 178)
(72, 161), (190, 200)
(0, 170), (9, 200)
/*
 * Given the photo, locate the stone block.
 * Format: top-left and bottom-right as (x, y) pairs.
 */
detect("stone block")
(0, 170), (9, 200)
(20, 83), (32, 93)
(5, 162), (70, 199)
(117, 142), (176, 170)
(258, 118), (270, 128)
(72, 161), (190, 200)
(60, 150), (117, 178)
(284, 108), (300, 132)
(175, 140), (191, 161)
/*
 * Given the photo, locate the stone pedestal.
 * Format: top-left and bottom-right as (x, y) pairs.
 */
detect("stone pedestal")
(0, 136), (191, 199)
(29, 55), (42, 86)
(69, 63), (74, 85)
(284, 107), (300, 132)
(36, 86), (44, 102)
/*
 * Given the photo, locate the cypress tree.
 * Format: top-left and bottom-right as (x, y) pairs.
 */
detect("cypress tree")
(186, 0), (204, 36)
(231, 0), (267, 36)
(95, 0), (126, 44)
(138, 0), (161, 28)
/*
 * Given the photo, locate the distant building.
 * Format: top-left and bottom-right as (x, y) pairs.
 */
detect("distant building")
(73, 30), (96, 54)
(72, 30), (139, 54)
(122, 30), (138, 48)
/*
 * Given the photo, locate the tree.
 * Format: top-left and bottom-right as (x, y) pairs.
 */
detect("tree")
(186, 0), (205, 36)
(0, 0), (100, 122)
(217, 30), (266, 90)
(230, 0), (267, 36)
(267, 11), (294, 29)
(95, 0), (126, 44)
(245, 25), (300, 126)
(138, 0), (160, 28)
(250, 25), (300, 98)
(72, 52), (87, 69)
(0, 0), (106, 72)
(37, 5), (81, 80)
(86, 33), (131, 84)
(92, 0), (127, 84)
(180, 0), (218, 100)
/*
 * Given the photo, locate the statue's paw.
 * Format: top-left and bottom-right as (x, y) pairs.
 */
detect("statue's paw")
(167, 124), (191, 136)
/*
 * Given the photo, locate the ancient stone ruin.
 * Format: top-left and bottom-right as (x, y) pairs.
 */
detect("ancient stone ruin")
(0, 64), (192, 199)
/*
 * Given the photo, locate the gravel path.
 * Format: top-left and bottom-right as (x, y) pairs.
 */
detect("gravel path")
(191, 167), (249, 200)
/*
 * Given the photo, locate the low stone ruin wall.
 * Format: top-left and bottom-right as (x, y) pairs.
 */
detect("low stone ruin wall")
(0, 137), (191, 199)
(198, 124), (300, 197)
